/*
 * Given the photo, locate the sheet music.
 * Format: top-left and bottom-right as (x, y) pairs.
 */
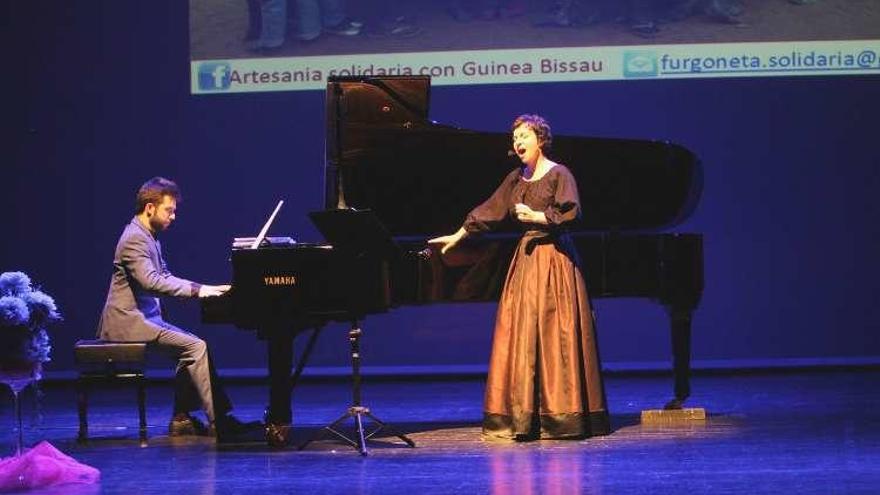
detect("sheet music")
(251, 200), (284, 249)
(232, 236), (295, 249)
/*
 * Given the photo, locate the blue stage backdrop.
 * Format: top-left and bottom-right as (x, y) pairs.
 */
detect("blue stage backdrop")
(4, 1), (879, 376)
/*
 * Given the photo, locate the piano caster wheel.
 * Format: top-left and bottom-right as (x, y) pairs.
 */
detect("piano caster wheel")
(266, 422), (291, 448)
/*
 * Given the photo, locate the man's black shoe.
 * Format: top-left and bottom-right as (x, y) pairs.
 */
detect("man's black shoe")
(169, 413), (211, 437)
(213, 414), (264, 443)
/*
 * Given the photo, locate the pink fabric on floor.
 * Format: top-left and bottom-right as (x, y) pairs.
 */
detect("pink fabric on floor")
(0, 441), (100, 491)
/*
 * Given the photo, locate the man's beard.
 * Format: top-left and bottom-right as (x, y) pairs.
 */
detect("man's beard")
(149, 217), (169, 233)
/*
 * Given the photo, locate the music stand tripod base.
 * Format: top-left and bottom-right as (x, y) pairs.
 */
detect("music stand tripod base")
(298, 323), (415, 456)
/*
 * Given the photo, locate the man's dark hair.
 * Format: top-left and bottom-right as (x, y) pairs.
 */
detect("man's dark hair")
(511, 114), (553, 152)
(135, 177), (181, 214)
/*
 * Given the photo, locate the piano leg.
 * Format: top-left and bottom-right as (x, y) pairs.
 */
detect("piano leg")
(667, 308), (693, 409)
(266, 329), (294, 446)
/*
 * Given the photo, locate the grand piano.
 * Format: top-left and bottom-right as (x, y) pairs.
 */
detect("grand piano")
(203, 75), (703, 443)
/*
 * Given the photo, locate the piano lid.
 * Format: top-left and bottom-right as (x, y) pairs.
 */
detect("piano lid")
(324, 75), (702, 235)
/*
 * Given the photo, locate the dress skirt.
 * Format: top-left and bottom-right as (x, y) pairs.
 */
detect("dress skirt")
(482, 232), (610, 439)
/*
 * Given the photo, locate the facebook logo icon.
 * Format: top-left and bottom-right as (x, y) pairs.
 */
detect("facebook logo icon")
(198, 62), (232, 91)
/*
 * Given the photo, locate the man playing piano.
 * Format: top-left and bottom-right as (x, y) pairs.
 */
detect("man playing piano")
(97, 177), (257, 441)
(429, 114), (610, 441)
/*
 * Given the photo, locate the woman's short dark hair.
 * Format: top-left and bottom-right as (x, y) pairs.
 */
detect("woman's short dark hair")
(135, 177), (181, 214)
(511, 114), (553, 152)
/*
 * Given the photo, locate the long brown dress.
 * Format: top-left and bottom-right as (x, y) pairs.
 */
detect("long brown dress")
(464, 164), (610, 440)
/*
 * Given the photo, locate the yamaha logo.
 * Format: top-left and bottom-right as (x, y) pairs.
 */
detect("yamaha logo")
(263, 275), (297, 286)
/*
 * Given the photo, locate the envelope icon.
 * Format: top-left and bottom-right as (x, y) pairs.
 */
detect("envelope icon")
(623, 51), (658, 78)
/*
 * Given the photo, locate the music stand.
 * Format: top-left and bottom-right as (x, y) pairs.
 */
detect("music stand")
(308, 208), (398, 258)
(299, 209), (415, 456)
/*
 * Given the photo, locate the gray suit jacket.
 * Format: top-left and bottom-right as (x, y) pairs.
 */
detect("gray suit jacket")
(97, 218), (201, 341)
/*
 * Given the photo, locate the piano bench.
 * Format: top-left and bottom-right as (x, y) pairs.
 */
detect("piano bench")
(73, 339), (149, 447)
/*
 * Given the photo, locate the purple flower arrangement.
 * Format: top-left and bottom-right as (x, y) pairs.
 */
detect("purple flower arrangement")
(0, 272), (60, 366)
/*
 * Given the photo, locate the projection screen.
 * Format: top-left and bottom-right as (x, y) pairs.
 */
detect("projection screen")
(190, 0), (880, 94)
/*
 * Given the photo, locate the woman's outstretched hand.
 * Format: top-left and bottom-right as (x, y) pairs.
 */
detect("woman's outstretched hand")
(427, 228), (466, 255)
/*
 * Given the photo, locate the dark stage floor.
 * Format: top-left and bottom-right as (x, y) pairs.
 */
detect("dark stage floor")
(1, 370), (878, 494)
